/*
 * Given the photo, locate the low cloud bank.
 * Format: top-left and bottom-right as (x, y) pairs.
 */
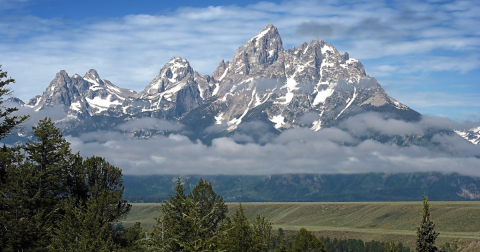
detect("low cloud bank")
(66, 131), (480, 176)
(117, 117), (184, 132)
(8, 106), (480, 176)
(65, 113), (480, 176)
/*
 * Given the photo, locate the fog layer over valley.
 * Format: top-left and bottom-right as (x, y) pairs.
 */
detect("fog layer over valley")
(60, 113), (480, 176)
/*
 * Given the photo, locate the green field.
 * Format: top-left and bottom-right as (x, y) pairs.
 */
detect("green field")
(123, 202), (480, 250)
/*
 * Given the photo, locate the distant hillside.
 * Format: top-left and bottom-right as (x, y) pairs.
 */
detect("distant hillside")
(122, 172), (480, 202)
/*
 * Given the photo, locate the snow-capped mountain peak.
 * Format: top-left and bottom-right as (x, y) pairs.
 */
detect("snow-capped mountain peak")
(26, 69), (136, 116)
(455, 127), (480, 145)
(82, 69), (105, 89)
(140, 57), (195, 98)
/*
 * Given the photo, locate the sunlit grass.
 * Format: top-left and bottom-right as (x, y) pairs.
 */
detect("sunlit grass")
(123, 201), (480, 248)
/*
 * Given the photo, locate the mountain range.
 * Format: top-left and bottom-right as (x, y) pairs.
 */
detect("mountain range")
(11, 24), (465, 143)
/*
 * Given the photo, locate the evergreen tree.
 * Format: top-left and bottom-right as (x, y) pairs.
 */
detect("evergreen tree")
(22, 117), (74, 249)
(416, 194), (439, 252)
(385, 241), (400, 252)
(151, 178), (228, 251)
(83, 156), (131, 223)
(221, 203), (254, 251)
(0, 65), (29, 140)
(151, 178), (189, 251)
(0, 118), (73, 250)
(0, 145), (37, 251)
(49, 197), (119, 251)
(0, 66), (29, 250)
(192, 178), (228, 242)
(251, 215), (273, 251)
(50, 156), (133, 251)
(1, 118), (137, 251)
(112, 222), (145, 252)
(292, 228), (326, 252)
(274, 234), (290, 252)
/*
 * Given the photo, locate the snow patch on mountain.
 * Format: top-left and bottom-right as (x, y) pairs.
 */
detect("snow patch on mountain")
(270, 115), (285, 129)
(313, 87), (334, 107)
(70, 102), (82, 112)
(214, 113), (224, 125)
(86, 95), (122, 113)
(336, 87), (357, 120)
(455, 127), (480, 145)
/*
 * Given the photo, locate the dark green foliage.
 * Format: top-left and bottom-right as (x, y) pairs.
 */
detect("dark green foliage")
(271, 233), (412, 252)
(150, 179), (274, 251)
(24, 118), (73, 248)
(0, 65), (29, 140)
(416, 194), (440, 252)
(366, 240), (411, 252)
(0, 118), (74, 250)
(150, 178), (229, 251)
(251, 215), (273, 251)
(51, 156), (133, 251)
(221, 203), (273, 252)
(272, 228), (292, 252)
(222, 203), (255, 251)
(0, 145), (36, 251)
(192, 178), (228, 241)
(49, 197), (119, 251)
(271, 234), (413, 252)
(292, 228), (326, 252)
(114, 222), (145, 251)
(0, 118), (138, 251)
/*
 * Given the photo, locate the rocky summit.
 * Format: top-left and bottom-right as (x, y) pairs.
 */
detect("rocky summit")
(9, 24), (477, 145)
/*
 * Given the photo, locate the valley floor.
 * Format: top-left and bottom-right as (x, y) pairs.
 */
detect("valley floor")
(123, 201), (480, 250)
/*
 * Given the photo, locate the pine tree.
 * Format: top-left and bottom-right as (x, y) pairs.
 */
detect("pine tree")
(22, 117), (73, 249)
(251, 215), (273, 251)
(0, 65), (29, 140)
(416, 194), (439, 252)
(192, 178), (228, 243)
(1, 118), (137, 251)
(221, 203), (254, 251)
(151, 178), (189, 251)
(292, 228), (326, 252)
(0, 145), (36, 251)
(151, 178), (228, 251)
(49, 197), (119, 251)
(0, 118), (73, 250)
(50, 156), (133, 251)
(385, 241), (400, 252)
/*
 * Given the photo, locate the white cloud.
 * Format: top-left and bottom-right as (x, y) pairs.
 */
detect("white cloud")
(65, 129), (480, 176)
(62, 114), (480, 176)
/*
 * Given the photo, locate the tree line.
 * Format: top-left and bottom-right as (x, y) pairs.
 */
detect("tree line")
(0, 66), (444, 251)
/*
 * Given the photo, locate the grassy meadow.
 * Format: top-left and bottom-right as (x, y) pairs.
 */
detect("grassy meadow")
(123, 201), (480, 250)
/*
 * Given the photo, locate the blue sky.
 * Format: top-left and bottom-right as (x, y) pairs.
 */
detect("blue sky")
(1, 0), (479, 120)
